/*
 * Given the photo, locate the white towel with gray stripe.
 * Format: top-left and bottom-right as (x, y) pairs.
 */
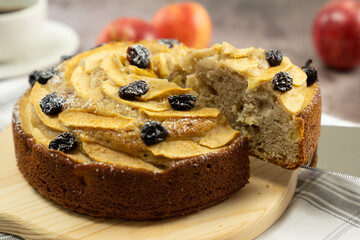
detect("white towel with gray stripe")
(258, 168), (360, 240)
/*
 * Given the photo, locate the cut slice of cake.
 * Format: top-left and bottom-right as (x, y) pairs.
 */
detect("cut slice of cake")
(175, 42), (321, 169)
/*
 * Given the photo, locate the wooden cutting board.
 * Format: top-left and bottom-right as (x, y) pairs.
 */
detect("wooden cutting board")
(0, 126), (298, 240)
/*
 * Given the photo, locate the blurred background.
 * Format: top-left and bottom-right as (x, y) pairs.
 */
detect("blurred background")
(48, 0), (359, 123)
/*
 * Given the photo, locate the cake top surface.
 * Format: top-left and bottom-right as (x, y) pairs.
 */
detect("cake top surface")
(19, 40), (244, 171)
(18, 40), (316, 171)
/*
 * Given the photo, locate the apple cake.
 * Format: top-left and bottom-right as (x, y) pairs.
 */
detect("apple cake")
(13, 40), (320, 220)
(13, 41), (249, 220)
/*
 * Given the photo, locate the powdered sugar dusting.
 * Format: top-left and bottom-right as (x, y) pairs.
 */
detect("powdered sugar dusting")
(12, 104), (21, 127)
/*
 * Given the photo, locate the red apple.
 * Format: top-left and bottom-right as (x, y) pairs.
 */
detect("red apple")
(96, 18), (158, 45)
(151, 2), (212, 48)
(313, 0), (360, 70)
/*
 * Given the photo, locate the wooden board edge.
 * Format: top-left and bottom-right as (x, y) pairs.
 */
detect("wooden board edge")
(0, 212), (75, 240)
(241, 170), (298, 239)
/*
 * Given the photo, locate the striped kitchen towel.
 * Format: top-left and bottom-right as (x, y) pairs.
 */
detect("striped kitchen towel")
(257, 167), (360, 240)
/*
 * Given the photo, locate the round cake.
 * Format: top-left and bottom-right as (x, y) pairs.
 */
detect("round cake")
(13, 40), (250, 220)
(13, 39), (320, 220)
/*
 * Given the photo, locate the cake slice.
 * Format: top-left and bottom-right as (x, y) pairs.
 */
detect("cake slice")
(175, 43), (321, 169)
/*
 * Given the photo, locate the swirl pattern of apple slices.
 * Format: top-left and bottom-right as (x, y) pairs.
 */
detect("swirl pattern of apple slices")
(26, 41), (242, 170)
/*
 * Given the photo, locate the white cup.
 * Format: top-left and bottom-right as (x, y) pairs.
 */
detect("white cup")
(0, 0), (47, 62)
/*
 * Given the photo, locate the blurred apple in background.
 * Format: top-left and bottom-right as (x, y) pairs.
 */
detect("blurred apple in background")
(96, 18), (158, 45)
(152, 2), (212, 48)
(313, 0), (360, 70)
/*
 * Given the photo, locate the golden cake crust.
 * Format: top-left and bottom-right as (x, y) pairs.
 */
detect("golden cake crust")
(296, 84), (321, 168)
(13, 100), (249, 220)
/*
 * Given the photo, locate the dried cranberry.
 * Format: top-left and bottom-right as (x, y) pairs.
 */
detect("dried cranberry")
(29, 70), (41, 86)
(265, 50), (283, 67)
(158, 38), (180, 48)
(49, 132), (77, 152)
(126, 44), (150, 69)
(40, 93), (64, 115)
(302, 59), (318, 87)
(60, 55), (72, 62)
(272, 71), (293, 92)
(141, 121), (168, 146)
(118, 80), (149, 100)
(168, 94), (196, 111)
(38, 67), (58, 84)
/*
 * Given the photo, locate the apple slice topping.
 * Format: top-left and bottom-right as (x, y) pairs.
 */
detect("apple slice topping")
(58, 111), (136, 131)
(222, 58), (258, 75)
(82, 141), (162, 171)
(287, 66), (307, 87)
(84, 50), (112, 74)
(147, 140), (217, 159)
(141, 108), (221, 119)
(100, 53), (128, 86)
(279, 89), (305, 114)
(70, 66), (103, 101)
(214, 43), (253, 59)
(199, 124), (240, 149)
(161, 117), (217, 138)
(152, 53), (170, 78)
(128, 65), (158, 78)
(141, 78), (192, 100)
